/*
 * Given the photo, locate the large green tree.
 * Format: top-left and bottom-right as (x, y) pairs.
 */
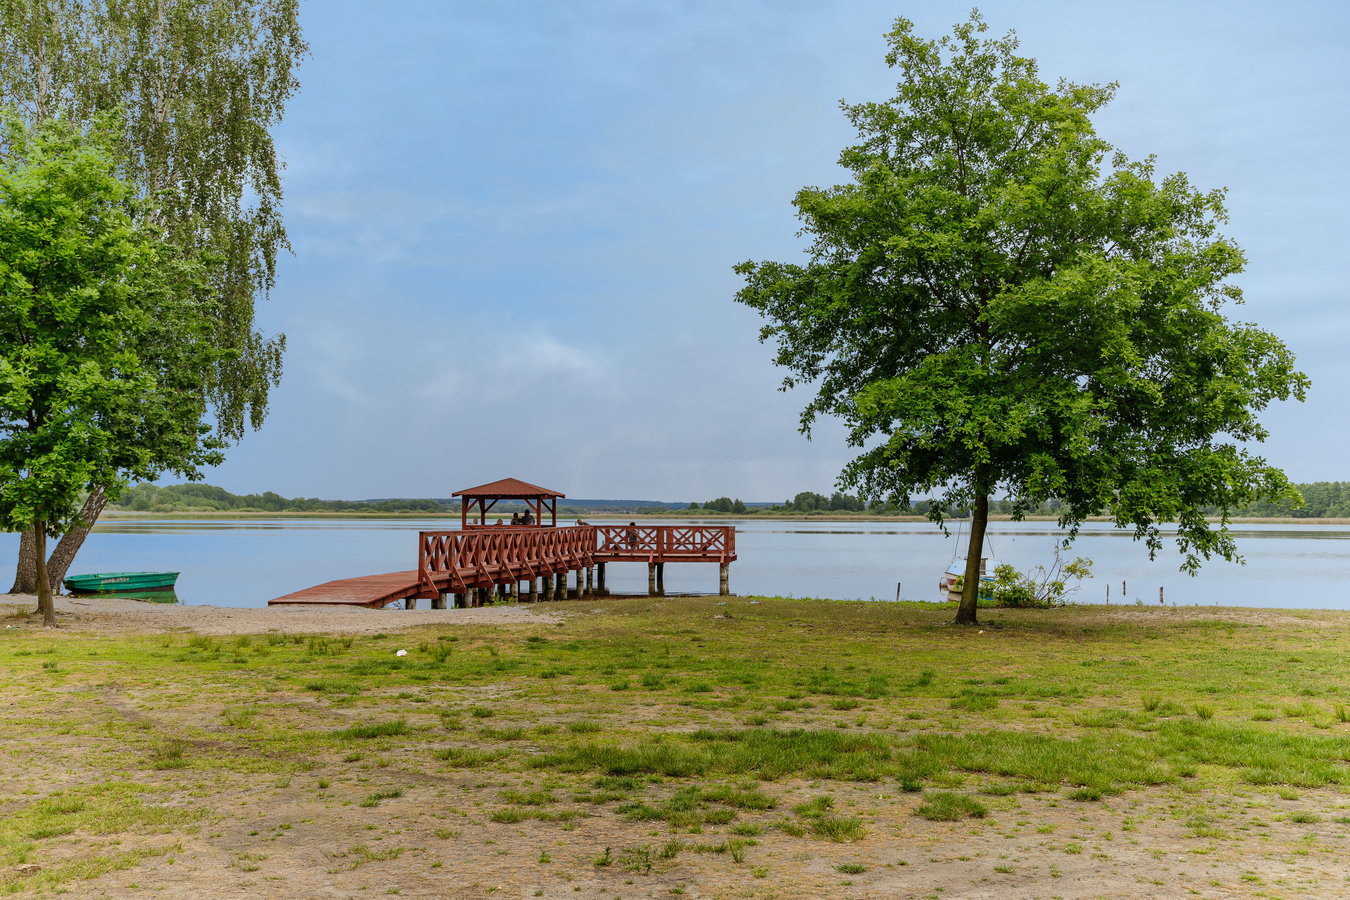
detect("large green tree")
(0, 0), (306, 592)
(735, 13), (1307, 625)
(0, 114), (223, 625)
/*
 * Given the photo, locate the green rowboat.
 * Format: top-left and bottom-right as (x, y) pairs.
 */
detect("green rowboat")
(63, 571), (179, 594)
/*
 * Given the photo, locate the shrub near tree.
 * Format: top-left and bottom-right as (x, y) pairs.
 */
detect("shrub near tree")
(0, 115), (222, 626)
(735, 13), (1307, 625)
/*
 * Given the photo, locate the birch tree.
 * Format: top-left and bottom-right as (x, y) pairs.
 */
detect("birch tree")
(0, 0), (306, 592)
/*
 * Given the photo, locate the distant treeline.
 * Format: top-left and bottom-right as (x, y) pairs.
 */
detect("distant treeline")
(696, 484), (1350, 519)
(109, 483), (689, 515)
(696, 491), (1033, 516)
(109, 481), (1350, 519)
(1220, 481), (1350, 519)
(112, 483), (448, 513)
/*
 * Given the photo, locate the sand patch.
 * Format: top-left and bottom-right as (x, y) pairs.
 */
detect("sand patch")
(1, 592), (562, 635)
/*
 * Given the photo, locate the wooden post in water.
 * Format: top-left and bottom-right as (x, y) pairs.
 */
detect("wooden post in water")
(542, 575), (553, 601)
(555, 572), (566, 600)
(528, 577), (538, 603)
(656, 562), (665, 596)
(597, 562), (606, 594)
(648, 564), (656, 596)
(406, 596), (417, 610)
(1160, 586), (1164, 605)
(584, 566), (593, 597)
(719, 564), (729, 596)
(434, 591), (448, 610)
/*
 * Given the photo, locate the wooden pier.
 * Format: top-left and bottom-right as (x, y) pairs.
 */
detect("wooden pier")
(268, 523), (736, 609)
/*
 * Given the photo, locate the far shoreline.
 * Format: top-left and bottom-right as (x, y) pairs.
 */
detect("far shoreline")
(94, 510), (1350, 526)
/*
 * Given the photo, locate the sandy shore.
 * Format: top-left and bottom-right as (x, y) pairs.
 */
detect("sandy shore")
(2, 591), (1335, 638)
(0, 592), (562, 635)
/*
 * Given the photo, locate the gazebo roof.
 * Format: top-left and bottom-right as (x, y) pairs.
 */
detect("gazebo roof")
(452, 478), (565, 500)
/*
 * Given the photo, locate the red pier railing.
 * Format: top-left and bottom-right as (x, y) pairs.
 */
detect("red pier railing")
(416, 523), (736, 603)
(593, 524), (736, 563)
(271, 523), (737, 609)
(417, 526), (597, 596)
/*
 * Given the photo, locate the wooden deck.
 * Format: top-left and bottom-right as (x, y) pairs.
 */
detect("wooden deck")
(268, 524), (736, 609)
(270, 571), (424, 608)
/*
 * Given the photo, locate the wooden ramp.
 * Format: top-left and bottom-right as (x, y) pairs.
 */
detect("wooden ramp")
(270, 571), (422, 608)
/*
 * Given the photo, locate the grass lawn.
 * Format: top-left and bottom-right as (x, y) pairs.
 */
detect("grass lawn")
(2, 596), (1349, 897)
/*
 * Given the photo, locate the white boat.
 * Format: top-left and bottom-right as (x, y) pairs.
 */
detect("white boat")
(940, 557), (996, 599)
(940, 519), (998, 600)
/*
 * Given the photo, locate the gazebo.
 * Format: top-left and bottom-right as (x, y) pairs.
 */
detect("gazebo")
(453, 478), (565, 529)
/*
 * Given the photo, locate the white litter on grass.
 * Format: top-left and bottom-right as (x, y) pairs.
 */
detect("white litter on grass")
(395, 649), (407, 657)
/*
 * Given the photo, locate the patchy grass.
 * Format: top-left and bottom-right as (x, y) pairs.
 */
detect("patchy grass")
(3, 597), (1350, 894)
(915, 791), (989, 821)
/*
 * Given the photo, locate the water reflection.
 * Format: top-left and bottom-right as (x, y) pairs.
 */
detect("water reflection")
(69, 589), (179, 604)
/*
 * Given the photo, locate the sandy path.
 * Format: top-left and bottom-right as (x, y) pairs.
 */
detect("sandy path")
(0, 592), (563, 635)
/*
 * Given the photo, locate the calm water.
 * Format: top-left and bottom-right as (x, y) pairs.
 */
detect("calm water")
(1, 517), (1348, 610)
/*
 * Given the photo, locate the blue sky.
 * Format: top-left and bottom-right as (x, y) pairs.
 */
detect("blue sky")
(206, 0), (1350, 502)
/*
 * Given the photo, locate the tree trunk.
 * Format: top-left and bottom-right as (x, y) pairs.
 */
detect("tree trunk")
(45, 486), (107, 589)
(11, 487), (107, 596)
(955, 493), (988, 626)
(9, 528), (37, 594)
(34, 519), (55, 627)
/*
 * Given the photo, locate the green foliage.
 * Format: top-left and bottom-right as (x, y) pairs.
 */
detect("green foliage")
(989, 556), (1092, 608)
(734, 11), (1308, 603)
(0, 114), (222, 537)
(0, 0), (309, 439)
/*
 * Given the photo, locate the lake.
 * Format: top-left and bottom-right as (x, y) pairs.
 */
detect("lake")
(1, 517), (1347, 610)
